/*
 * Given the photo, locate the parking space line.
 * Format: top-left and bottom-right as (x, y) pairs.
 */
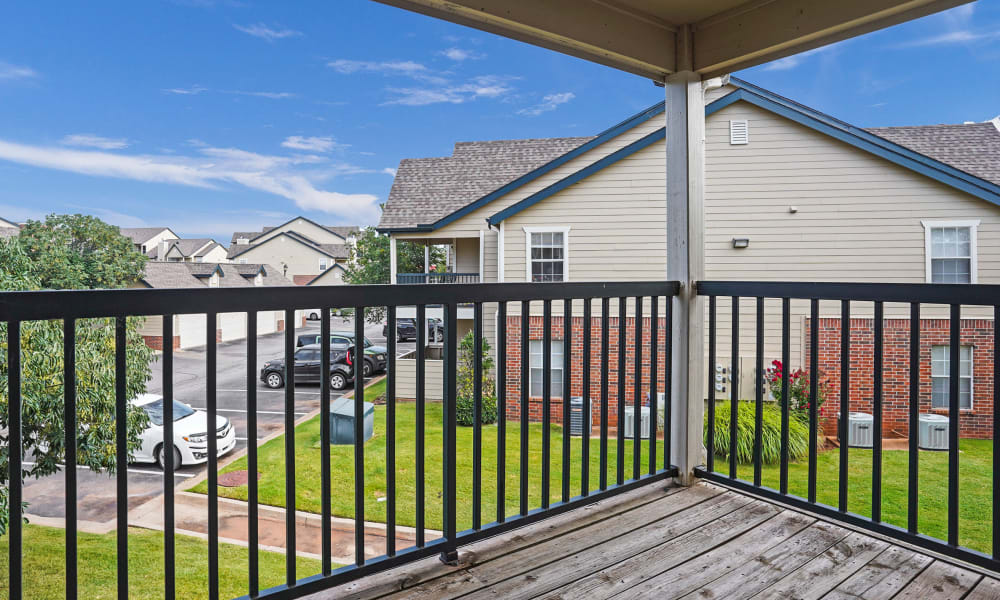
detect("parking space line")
(192, 407), (309, 416)
(22, 461), (194, 478)
(217, 388), (322, 395)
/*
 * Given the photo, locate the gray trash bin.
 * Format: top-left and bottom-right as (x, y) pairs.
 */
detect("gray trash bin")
(330, 396), (375, 445)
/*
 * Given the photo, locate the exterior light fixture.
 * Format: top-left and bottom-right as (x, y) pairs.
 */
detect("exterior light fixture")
(732, 238), (750, 249)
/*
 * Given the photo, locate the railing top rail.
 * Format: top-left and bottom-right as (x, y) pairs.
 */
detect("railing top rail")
(0, 280), (679, 321)
(698, 280), (1000, 305)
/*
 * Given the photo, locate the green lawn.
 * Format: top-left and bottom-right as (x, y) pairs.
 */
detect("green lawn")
(192, 379), (662, 531)
(720, 439), (995, 554)
(0, 525), (322, 599)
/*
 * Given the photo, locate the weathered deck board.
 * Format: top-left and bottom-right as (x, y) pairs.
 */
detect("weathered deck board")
(307, 482), (1000, 600)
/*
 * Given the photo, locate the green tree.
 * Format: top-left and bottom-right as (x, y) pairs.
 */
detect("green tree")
(456, 331), (498, 426)
(0, 234), (154, 535)
(344, 227), (446, 322)
(17, 213), (148, 289)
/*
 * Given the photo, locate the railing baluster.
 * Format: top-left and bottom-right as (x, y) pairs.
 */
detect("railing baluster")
(649, 297), (658, 476)
(634, 296), (643, 480)
(808, 299), (819, 504)
(246, 312), (259, 597)
(562, 299), (572, 503)
(542, 299), (552, 508)
(949, 304), (960, 547)
(994, 305), (999, 560)
(115, 317), (128, 600)
(839, 300), (850, 512)
(520, 301), (530, 516)
(354, 306), (366, 566)
(617, 297), (626, 486)
(442, 302), (458, 562)
(416, 303), (425, 546)
(731, 296), (740, 480)
(497, 302), (507, 523)
(755, 298), (764, 487)
(473, 302), (483, 529)
(780, 299), (790, 495)
(8, 319), (21, 600)
(163, 315), (175, 600)
(206, 312), (219, 600)
(664, 298), (672, 472)
(600, 297), (610, 491)
(283, 308), (297, 583)
(873, 301), (884, 523)
(582, 298), (592, 495)
(908, 302), (919, 535)
(386, 306), (396, 556)
(707, 295), (716, 473)
(321, 308), (332, 572)
(64, 318), (78, 600)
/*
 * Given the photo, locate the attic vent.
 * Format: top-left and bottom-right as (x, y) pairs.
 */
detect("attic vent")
(729, 120), (749, 145)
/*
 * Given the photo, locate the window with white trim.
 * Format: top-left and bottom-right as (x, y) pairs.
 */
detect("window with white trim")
(923, 220), (978, 283)
(238, 258), (248, 265)
(931, 345), (972, 410)
(319, 258), (328, 271)
(529, 339), (564, 397)
(526, 229), (568, 282)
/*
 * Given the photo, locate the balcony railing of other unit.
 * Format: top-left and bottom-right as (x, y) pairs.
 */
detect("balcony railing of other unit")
(695, 280), (1000, 574)
(397, 272), (480, 284)
(2, 279), (678, 600)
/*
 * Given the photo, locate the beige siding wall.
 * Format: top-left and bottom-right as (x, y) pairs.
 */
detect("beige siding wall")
(395, 357), (444, 401)
(254, 218), (346, 246)
(455, 237), (480, 275)
(234, 240), (329, 280)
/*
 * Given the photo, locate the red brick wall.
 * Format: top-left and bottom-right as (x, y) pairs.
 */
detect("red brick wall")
(504, 315), (668, 426)
(142, 335), (180, 351)
(805, 318), (994, 439)
(277, 319), (285, 332)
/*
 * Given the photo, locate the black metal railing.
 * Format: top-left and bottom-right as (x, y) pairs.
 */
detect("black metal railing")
(397, 272), (480, 284)
(2, 280), (677, 600)
(695, 280), (1000, 574)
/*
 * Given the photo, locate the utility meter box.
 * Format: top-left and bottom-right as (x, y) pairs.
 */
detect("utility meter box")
(330, 397), (375, 445)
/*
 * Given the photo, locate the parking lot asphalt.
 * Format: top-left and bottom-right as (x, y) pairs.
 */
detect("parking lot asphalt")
(23, 316), (408, 525)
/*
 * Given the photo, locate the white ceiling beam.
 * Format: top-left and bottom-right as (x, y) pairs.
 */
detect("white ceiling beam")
(371, 0), (677, 80)
(692, 0), (973, 76)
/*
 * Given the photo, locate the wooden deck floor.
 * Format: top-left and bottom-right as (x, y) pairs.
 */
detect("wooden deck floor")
(318, 482), (1000, 600)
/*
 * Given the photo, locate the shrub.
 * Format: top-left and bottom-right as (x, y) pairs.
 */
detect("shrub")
(764, 360), (828, 417)
(457, 395), (498, 426)
(705, 401), (809, 465)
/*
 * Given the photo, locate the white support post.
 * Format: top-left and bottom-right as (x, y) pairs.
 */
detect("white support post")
(479, 229), (485, 282)
(424, 244), (430, 274)
(666, 63), (706, 485)
(390, 236), (398, 284)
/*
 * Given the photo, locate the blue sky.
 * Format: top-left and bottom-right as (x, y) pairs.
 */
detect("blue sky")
(0, 1), (998, 241)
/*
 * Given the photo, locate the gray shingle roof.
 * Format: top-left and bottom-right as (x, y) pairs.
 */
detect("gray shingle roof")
(119, 227), (173, 245)
(141, 262), (293, 289)
(0, 227), (19, 239)
(866, 122), (1000, 187)
(378, 137), (593, 230)
(231, 231), (259, 244)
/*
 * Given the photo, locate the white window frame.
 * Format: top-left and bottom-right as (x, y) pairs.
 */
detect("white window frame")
(238, 258), (248, 265)
(931, 344), (973, 410)
(921, 219), (979, 284)
(319, 257), (328, 271)
(529, 339), (564, 398)
(523, 226), (570, 283)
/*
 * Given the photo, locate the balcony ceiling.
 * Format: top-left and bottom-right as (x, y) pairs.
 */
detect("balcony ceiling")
(373, 0), (973, 79)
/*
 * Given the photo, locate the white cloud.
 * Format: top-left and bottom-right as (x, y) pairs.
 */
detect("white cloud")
(762, 46), (831, 71)
(60, 134), (129, 150)
(0, 61), (37, 81)
(893, 29), (1000, 48)
(327, 59), (428, 76)
(384, 75), (516, 106)
(281, 136), (341, 152)
(233, 23), (303, 41)
(440, 47), (484, 61)
(382, 167), (396, 176)
(0, 139), (381, 222)
(163, 85), (208, 95)
(517, 92), (575, 116)
(225, 90), (296, 99)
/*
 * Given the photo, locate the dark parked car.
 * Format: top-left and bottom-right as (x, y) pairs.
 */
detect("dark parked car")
(295, 332), (386, 376)
(383, 318), (443, 342)
(260, 344), (355, 390)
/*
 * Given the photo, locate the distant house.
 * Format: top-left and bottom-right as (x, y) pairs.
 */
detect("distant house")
(134, 261), (299, 349)
(379, 77), (1000, 439)
(228, 216), (359, 285)
(0, 216), (19, 229)
(119, 227), (178, 255)
(148, 238), (228, 263)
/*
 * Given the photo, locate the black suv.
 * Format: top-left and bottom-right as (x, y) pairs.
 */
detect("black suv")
(384, 318), (443, 342)
(260, 344), (355, 390)
(295, 332), (387, 376)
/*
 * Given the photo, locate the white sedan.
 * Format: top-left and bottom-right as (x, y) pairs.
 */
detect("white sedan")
(131, 394), (237, 470)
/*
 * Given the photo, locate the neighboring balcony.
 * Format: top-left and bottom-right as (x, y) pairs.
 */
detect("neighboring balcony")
(397, 272), (480, 284)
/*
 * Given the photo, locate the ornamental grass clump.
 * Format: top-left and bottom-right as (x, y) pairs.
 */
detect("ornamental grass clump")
(706, 401), (809, 465)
